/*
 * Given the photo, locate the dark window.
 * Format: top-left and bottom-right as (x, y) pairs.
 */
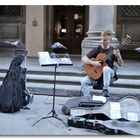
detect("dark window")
(0, 6), (21, 16)
(121, 6), (140, 17)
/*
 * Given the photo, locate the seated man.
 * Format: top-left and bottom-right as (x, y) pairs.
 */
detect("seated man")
(81, 30), (123, 97)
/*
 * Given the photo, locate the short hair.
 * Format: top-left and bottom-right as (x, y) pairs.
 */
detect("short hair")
(101, 30), (112, 37)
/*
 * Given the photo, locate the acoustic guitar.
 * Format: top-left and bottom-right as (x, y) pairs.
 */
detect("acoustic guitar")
(84, 35), (131, 80)
(70, 96), (140, 122)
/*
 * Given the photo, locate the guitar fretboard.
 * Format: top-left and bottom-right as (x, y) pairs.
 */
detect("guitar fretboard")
(102, 35), (131, 63)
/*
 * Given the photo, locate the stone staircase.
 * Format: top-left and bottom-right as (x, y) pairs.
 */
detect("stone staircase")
(0, 67), (140, 99)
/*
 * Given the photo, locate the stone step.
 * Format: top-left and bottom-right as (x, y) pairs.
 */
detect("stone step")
(1, 68), (140, 79)
(0, 66), (139, 98)
(27, 74), (140, 89)
(0, 72), (140, 89)
(26, 82), (140, 99)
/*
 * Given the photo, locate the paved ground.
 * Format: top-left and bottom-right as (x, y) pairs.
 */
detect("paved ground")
(0, 55), (104, 135)
(0, 95), (104, 136)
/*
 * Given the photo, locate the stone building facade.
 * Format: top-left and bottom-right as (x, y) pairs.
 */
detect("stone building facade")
(0, 5), (139, 59)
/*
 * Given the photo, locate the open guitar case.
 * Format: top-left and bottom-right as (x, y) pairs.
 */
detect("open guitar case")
(67, 96), (140, 135)
(62, 96), (105, 115)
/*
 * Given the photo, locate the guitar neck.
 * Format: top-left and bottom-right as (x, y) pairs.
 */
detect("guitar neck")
(102, 43), (123, 63)
(103, 35), (131, 63)
(103, 51), (113, 62)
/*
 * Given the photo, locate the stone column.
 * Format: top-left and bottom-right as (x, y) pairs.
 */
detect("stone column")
(81, 5), (118, 57)
(26, 6), (44, 57)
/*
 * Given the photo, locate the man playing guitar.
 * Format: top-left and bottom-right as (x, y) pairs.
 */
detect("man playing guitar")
(81, 30), (123, 97)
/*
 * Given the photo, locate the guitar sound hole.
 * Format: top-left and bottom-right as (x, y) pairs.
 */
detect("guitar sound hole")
(94, 70), (97, 74)
(92, 68), (97, 73)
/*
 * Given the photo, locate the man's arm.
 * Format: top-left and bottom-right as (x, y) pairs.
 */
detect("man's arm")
(82, 55), (101, 67)
(82, 55), (93, 64)
(113, 49), (123, 66)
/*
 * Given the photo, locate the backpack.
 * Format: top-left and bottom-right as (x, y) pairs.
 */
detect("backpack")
(93, 75), (103, 90)
(0, 52), (33, 113)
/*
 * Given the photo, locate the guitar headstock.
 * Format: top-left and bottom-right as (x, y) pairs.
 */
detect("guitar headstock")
(121, 35), (131, 46)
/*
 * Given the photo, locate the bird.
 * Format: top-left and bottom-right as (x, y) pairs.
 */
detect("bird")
(4, 40), (23, 48)
(135, 47), (140, 52)
(51, 42), (67, 50)
(50, 52), (60, 58)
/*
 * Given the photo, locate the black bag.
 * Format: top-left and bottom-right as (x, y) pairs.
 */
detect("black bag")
(93, 71), (118, 90)
(0, 52), (32, 113)
(93, 75), (103, 90)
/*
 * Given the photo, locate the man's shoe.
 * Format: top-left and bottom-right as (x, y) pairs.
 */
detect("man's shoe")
(102, 89), (110, 97)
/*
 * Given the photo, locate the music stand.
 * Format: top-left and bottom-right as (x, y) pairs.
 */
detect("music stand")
(32, 52), (72, 128)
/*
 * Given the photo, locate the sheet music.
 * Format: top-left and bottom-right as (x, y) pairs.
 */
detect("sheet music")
(92, 95), (106, 103)
(38, 52), (52, 65)
(38, 52), (73, 66)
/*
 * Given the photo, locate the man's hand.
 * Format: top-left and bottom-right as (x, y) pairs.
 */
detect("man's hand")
(113, 48), (123, 66)
(113, 48), (121, 58)
(90, 61), (101, 67)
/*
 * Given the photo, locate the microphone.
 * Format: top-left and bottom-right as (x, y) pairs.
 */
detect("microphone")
(51, 42), (67, 50)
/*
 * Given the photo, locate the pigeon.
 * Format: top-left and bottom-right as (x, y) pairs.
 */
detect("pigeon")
(4, 40), (23, 48)
(51, 42), (67, 50)
(135, 47), (140, 52)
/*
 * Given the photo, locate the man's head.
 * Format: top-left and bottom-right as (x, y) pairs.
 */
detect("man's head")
(101, 30), (112, 49)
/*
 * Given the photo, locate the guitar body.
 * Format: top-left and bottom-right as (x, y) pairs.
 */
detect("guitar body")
(83, 35), (131, 80)
(84, 53), (108, 80)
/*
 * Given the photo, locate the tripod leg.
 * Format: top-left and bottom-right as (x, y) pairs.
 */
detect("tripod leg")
(32, 117), (44, 126)
(52, 110), (70, 129)
(32, 110), (53, 126)
(54, 116), (69, 128)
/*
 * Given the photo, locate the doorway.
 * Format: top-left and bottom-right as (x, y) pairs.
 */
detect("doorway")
(53, 6), (86, 54)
